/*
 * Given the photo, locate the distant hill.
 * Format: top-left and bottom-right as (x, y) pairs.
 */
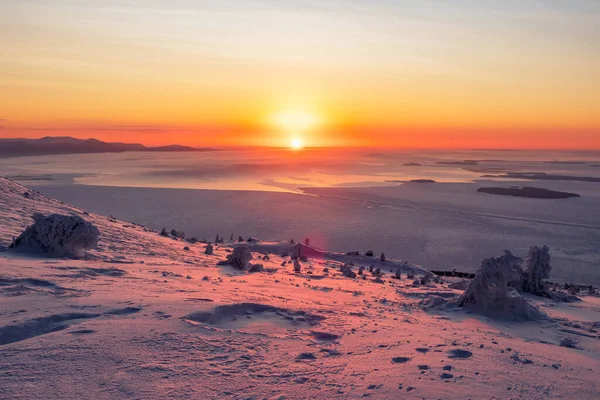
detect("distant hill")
(0, 136), (216, 157)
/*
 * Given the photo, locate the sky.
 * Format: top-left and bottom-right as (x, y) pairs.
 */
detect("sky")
(0, 0), (599, 148)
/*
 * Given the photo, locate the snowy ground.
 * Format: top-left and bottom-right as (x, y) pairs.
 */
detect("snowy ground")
(1, 177), (600, 399)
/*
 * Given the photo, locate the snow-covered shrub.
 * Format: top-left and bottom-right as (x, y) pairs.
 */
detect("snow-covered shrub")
(522, 245), (551, 295)
(458, 250), (544, 320)
(10, 213), (99, 258)
(293, 259), (302, 273)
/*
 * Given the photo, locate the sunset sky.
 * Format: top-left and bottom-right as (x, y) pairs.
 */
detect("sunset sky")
(1, 1), (599, 148)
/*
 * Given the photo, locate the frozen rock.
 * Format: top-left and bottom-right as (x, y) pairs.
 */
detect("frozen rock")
(458, 250), (544, 320)
(160, 228), (169, 237)
(340, 264), (357, 278)
(449, 279), (470, 290)
(394, 269), (402, 279)
(227, 245), (253, 270)
(366, 250), (374, 257)
(171, 229), (185, 239)
(204, 244), (214, 255)
(248, 264), (264, 273)
(10, 213), (99, 258)
(420, 273), (433, 285)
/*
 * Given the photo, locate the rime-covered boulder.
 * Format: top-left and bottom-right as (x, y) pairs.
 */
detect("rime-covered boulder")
(248, 263), (264, 273)
(171, 229), (185, 239)
(204, 244), (214, 255)
(458, 250), (544, 320)
(340, 264), (357, 278)
(10, 213), (99, 258)
(227, 245), (253, 270)
(449, 279), (469, 290)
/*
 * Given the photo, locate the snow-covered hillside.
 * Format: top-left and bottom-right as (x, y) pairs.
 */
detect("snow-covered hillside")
(1, 177), (599, 399)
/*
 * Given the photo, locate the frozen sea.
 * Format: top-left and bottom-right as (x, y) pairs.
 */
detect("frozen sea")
(1, 147), (599, 284)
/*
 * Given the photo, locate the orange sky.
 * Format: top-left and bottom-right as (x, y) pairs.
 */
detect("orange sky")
(1, 1), (599, 149)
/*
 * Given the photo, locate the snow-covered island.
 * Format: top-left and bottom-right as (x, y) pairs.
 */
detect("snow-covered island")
(1, 177), (599, 399)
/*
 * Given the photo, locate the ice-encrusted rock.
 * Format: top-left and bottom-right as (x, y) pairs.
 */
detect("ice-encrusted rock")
(204, 244), (214, 255)
(340, 264), (357, 278)
(420, 273), (434, 285)
(394, 269), (402, 279)
(458, 250), (544, 320)
(248, 264), (264, 273)
(160, 228), (169, 237)
(227, 245), (253, 270)
(10, 213), (99, 258)
(449, 279), (469, 290)
(171, 229), (185, 239)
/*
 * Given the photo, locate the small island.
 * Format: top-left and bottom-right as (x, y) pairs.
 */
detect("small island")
(477, 186), (580, 199)
(385, 179), (436, 184)
(409, 179), (436, 183)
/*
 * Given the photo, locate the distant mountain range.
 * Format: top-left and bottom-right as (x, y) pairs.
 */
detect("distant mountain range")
(0, 136), (216, 157)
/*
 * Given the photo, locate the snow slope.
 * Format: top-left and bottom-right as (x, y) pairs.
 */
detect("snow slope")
(1, 177), (599, 399)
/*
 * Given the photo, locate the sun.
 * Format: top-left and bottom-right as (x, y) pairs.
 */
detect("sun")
(291, 138), (303, 150)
